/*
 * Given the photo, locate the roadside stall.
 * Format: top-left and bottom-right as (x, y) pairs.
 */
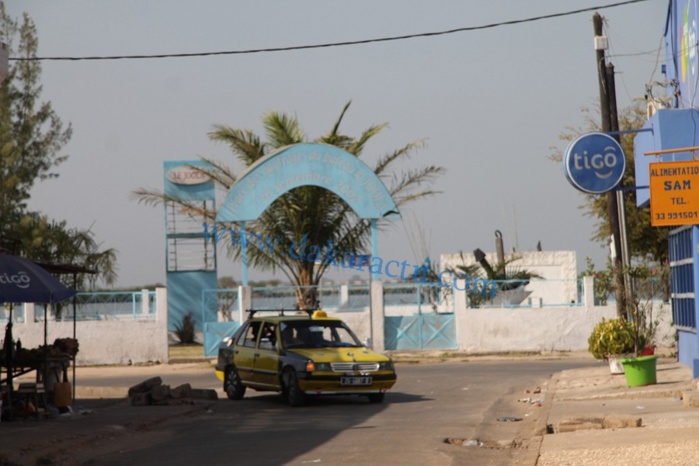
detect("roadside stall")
(0, 252), (77, 421)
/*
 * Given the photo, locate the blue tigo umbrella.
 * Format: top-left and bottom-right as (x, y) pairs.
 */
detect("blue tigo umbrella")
(1, 253), (78, 416)
(0, 253), (77, 303)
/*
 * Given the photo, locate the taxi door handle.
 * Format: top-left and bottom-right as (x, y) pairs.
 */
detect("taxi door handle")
(254, 353), (260, 358)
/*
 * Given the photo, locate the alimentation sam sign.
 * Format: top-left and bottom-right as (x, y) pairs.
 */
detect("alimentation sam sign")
(564, 132), (626, 194)
(649, 159), (699, 227)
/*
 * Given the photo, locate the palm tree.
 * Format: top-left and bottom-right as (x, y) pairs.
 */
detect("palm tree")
(14, 213), (119, 291)
(134, 102), (444, 308)
(446, 250), (541, 308)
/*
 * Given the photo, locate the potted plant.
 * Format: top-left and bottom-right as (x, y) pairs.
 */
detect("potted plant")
(618, 265), (662, 387)
(588, 317), (637, 374)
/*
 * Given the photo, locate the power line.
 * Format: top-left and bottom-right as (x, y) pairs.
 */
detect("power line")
(10, 0), (651, 62)
(608, 48), (663, 59)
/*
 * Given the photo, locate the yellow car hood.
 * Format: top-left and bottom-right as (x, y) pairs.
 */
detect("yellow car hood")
(289, 347), (390, 363)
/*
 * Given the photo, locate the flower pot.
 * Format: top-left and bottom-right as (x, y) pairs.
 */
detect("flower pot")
(608, 356), (625, 375)
(620, 355), (658, 387)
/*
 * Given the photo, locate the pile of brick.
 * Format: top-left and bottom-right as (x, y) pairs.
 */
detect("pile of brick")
(128, 377), (218, 406)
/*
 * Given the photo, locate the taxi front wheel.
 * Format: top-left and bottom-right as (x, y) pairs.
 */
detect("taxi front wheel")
(225, 367), (246, 400)
(283, 369), (306, 407)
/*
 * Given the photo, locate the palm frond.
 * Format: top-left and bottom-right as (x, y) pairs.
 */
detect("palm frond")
(208, 126), (266, 165)
(346, 123), (388, 156)
(324, 100), (353, 145)
(374, 139), (427, 175)
(194, 156), (237, 189)
(263, 111), (305, 147)
(388, 166), (446, 207)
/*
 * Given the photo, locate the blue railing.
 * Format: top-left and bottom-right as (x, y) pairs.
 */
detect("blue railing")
(202, 288), (239, 322)
(198, 279), (586, 319)
(0, 291), (157, 323)
(65, 291), (156, 321)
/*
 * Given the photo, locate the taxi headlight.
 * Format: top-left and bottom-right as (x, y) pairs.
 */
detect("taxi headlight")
(314, 363), (332, 372)
(378, 360), (394, 371)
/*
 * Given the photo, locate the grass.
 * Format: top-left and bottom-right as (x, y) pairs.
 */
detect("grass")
(169, 343), (206, 359)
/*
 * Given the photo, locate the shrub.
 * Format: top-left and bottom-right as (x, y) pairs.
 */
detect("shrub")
(588, 318), (637, 360)
(174, 311), (196, 344)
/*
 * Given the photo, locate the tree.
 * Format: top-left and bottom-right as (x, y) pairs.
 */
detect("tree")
(0, 3), (118, 290)
(135, 102), (444, 307)
(0, 5), (71, 234)
(17, 213), (118, 289)
(550, 102), (669, 265)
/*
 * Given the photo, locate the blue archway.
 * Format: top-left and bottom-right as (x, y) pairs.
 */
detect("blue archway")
(215, 143), (399, 284)
(217, 143), (397, 221)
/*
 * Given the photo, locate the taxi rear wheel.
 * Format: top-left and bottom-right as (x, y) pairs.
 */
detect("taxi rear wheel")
(282, 369), (305, 407)
(224, 367), (246, 400)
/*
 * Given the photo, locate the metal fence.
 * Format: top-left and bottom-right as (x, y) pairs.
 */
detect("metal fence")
(66, 291), (156, 321)
(0, 290), (157, 323)
(199, 279), (586, 319)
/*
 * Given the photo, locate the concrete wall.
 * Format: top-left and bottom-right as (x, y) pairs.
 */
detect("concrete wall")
(441, 250), (579, 305)
(453, 305), (616, 353)
(452, 305), (672, 353)
(331, 300), (676, 355)
(3, 283), (677, 365)
(5, 288), (169, 366)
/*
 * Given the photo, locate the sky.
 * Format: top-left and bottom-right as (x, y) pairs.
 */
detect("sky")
(5, 0), (670, 289)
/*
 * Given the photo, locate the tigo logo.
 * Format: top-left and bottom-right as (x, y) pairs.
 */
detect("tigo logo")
(564, 132), (626, 194)
(0, 271), (31, 289)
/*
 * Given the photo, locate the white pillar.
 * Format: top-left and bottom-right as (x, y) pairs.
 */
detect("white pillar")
(340, 284), (349, 309)
(454, 278), (467, 311)
(156, 287), (169, 364)
(370, 281), (385, 352)
(238, 285), (252, 322)
(25, 302), (36, 323)
(141, 289), (150, 315)
(584, 276), (595, 308)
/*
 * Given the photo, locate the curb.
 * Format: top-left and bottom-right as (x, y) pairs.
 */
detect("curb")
(555, 386), (692, 402)
(526, 372), (559, 466)
(76, 386), (129, 400)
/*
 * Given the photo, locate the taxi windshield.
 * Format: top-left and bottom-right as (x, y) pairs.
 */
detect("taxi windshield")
(280, 320), (362, 349)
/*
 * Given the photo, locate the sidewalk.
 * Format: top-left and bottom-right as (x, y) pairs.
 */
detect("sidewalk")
(535, 357), (699, 466)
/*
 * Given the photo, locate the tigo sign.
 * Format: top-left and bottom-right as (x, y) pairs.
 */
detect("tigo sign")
(564, 132), (626, 194)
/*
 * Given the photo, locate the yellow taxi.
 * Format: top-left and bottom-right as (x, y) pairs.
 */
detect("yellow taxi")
(215, 310), (397, 406)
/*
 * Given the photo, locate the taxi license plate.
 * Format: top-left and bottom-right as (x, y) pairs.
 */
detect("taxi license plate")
(340, 376), (372, 386)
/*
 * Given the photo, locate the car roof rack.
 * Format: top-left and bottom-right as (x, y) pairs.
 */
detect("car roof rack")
(246, 308), (316, 319)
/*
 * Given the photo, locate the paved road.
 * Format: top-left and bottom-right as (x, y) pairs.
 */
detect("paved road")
(55, 358), (598, 466)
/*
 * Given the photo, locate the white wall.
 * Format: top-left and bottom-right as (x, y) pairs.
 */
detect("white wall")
(3, 284), (677, 365)
(5, 288), (169, 366)
(454, 305), (617, 353)
(441, 250), (578, 305)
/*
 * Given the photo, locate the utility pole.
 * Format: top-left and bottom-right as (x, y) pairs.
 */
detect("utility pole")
(607, 62), (632, 314)
(0, 42), (8, 84)
(593, 12), (627, 318)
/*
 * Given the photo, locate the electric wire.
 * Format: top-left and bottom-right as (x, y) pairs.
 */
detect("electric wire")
(603, 14), (665, 105)
(9, 0), (652, 62)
